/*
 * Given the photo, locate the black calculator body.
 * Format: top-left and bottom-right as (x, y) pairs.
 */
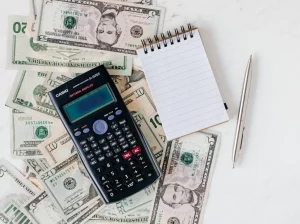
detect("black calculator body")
(48, 65), (161, 204)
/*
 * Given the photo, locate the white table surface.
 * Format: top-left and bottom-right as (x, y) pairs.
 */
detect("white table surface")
(1, 0), (300, 223)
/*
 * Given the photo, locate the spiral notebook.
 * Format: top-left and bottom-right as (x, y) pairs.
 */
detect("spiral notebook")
(137, 25), (229, 140)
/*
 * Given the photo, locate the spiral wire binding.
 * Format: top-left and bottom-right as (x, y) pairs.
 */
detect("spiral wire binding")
(141, 24), (194, 54)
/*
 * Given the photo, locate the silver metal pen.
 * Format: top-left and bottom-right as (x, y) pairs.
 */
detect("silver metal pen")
(232, 55), (253, 168)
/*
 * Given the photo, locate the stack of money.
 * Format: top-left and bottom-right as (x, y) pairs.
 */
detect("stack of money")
(2, 1), (222, 224)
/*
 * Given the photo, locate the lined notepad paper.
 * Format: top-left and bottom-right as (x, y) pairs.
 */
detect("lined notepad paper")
(137, 28), (229, 140)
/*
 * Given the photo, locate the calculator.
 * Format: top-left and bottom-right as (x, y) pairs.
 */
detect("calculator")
(48, 65), (162, 204)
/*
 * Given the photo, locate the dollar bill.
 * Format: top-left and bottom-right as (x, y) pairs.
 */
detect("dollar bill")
(2, 201), (36, 224)
(22, 191), (66, 224)
(35, 0), (165, 55)
(10, 109), (64, 159)
(149, 131), (220, 224)
(6, 70), (70, 120)
(38, 132), (75, 165)
(0, 159), (40, 211)
(39, 153), (102, 219)
(7, 15), (132, 76)
(111, 67), (146, 93)
(25, 158), (50, 176)
(0, 213), (9, 224)
(28, 0), (156, 37)
(112, 183), (156, 217)
(121, 79), (166, 157)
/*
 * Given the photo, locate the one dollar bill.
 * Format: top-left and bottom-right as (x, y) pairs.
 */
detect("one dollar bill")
(38, 153), (103, 219)
(10, 109), (64, 159)
(8, 15), (132, 75)
(149, 131), (220, 224)
(35, 0), (165, 55)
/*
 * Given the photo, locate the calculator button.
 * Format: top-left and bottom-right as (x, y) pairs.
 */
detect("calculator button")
(129, 139), (137, 146)
(126, 133), (133, 139)
(107, 134), (114, 140)
(118, 137), (126, 143)
(100, 175), (108, 183)
(99, 138), (106, 144)
(94, 149), (102, 155)
(109, 191), (115, 198)
(115, 110), (122, 115)
(119, 165), (126, 172)
(104, 183), (111, 190)
(108, 115), (115, 120)
(93, 120), (108, 135)
(106, 162), (112, 168)
(91, 143), (98, 148)
(142, 164), (149, 169)
(122, 126), (130, 132)
(124, 173), (131, 180)
(83, 128), (90, 134)
(136, 176), (144, 183)
(137, 155), (145, 161)
(80, 140), (87, 145)
(132, 146), (141, 154)
(126, 180), (135, 188)
(119, 119), (126, 125)
(102, 145), (110, 151)
(114, 178), (122, 185)
(133, 168), (140, 175)
(111, 123), (118, 129)
(98, 155), (105, 162)
(75, 131), (81, 137)
(115, 130), (122, 136)
(83, 147), (90, 152)
(86, 153), (94, 159)
(90, 159), (97, 166)
(121, 143), (130, 150)
(87, 136), (95, 141)
(109, 169), (117, 177)
(129, 160), (135, 166)
(117, 186), (124, 192)
(122, 151), (132, 160)
(115, 157), (121, 163)
(95, 167), (102, 173)
(114, 147), (121, 154)
(146, 171), (154, 178)
(106, 151), (113, 158)
(110, 141), (118, 147)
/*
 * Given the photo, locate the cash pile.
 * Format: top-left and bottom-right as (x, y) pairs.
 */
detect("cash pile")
(2, 1), (221, 224)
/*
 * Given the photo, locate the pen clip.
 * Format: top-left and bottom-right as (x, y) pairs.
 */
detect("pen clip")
(239, 127), (245, 150)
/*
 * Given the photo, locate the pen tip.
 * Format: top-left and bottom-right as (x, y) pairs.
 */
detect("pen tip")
(232, 163), (235, 169)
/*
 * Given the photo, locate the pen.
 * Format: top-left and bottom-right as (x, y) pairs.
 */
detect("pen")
(232, 55), (253, 168)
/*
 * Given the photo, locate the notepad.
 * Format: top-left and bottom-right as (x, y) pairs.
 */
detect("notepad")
(137, 27), (229, 140)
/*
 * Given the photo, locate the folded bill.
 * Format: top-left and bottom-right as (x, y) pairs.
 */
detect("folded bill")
(0, 159), (40, 212)
(10, 109), (64, 159)
(149, 131), (220, 224)
(35, 0), (165, 55)
(38, 153), (102, 219)
(8, 15), (132, 75)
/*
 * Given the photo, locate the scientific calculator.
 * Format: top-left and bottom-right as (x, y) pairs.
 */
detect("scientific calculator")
(48, 65), (161, 203)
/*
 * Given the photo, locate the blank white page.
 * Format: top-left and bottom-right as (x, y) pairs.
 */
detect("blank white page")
(137, 29), (229, 140)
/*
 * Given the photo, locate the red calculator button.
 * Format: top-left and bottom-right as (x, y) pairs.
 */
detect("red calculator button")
(132, 146), (141, 155)
(122, 151), (132, 160)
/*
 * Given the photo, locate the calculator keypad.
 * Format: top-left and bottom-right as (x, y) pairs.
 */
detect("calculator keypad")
(79, 116), (156, 200)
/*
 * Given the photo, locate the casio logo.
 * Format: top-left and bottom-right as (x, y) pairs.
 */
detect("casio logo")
(56, 89), (68, 97)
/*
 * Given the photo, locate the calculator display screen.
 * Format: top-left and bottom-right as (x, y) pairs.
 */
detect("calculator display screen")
(63, 84), (115, 123)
